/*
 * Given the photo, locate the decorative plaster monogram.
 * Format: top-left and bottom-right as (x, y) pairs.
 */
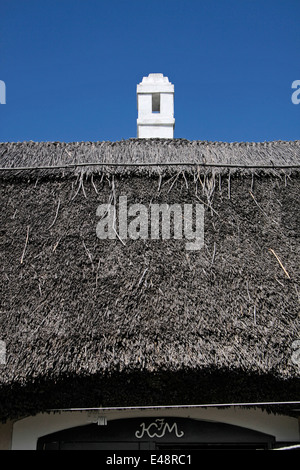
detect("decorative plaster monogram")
(135, 418), (184, 439)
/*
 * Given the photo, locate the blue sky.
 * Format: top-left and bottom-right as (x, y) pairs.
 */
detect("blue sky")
(0, 0), (299, 143)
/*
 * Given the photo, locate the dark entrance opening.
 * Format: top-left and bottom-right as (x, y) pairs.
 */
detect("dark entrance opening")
(37, 417), (275, 450)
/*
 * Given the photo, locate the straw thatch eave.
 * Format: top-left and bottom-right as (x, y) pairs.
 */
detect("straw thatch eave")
(0, 139), (299, 420)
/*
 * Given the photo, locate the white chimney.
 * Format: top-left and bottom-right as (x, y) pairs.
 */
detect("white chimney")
(137, 73), (175, 138)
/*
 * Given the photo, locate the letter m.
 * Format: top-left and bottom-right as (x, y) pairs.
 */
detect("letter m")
(150, 204), (183, 240)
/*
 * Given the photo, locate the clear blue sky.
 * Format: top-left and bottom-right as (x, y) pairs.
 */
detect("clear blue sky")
(1, 0), (299, 143)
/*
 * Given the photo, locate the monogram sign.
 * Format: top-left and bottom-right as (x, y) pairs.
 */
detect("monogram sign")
(135, 418), (184, 439)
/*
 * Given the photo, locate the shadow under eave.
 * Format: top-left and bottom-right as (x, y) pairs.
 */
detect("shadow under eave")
(1, 368), (299, 422)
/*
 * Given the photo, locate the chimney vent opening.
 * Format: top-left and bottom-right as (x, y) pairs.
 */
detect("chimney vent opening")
(152, 93), (160, 113)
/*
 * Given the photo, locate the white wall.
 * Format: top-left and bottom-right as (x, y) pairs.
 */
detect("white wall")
(137, 124), (174, 138)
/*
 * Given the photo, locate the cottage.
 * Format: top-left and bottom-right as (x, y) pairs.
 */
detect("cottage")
(0, 76), (299, 450)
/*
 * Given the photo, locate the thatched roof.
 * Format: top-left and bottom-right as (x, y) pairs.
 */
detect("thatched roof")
(0, 139), (299, 420)
(0, 138), (300, 176)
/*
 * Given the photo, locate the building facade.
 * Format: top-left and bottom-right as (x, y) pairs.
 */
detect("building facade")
(0, 138), (299, 450)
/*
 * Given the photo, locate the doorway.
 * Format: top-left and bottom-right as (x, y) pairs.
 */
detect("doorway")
(37, 417), (275, 450)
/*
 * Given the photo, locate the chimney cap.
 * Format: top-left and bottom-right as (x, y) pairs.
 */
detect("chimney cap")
(137, 73), (174, 93)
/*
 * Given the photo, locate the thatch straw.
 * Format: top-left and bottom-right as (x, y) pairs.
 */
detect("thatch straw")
(0, 139), (300, 177)
(0, 139), (299, 420)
